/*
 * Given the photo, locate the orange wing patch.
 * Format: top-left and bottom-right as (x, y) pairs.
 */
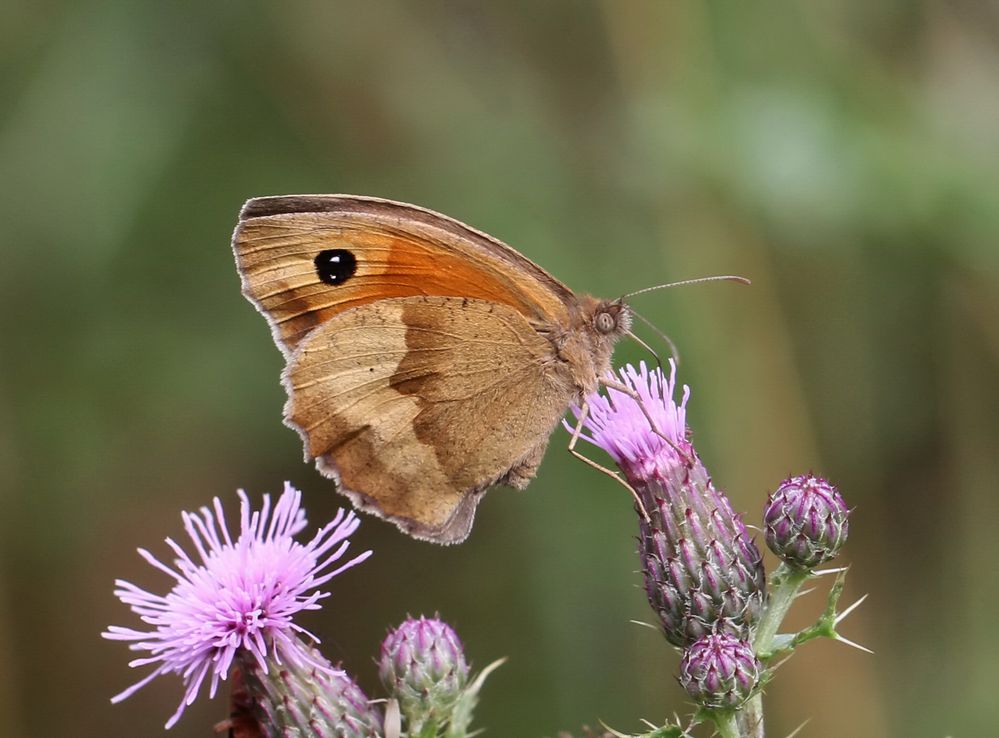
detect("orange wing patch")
(233, 198), (573, 356)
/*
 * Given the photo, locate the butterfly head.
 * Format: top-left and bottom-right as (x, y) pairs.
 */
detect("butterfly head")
(559, 297), (632, 397)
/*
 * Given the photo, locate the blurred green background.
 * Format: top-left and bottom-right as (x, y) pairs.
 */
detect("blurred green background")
(3, 1), (998, 736)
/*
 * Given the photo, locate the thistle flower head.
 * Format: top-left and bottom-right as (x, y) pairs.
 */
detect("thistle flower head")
(573, 362), (766, 647)
(379, 615), (469, 732)
(574, 361), (692, 482)
(679, 634), (760, 710)
(764, 473), (850, 569)
(103, 483), (372, 729)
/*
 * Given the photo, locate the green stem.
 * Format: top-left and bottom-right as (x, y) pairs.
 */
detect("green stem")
(739, 697), (765, 738)
(752, 563), (811, 657)
(712, 710), (741, 738)
(740, 563), (811, 737)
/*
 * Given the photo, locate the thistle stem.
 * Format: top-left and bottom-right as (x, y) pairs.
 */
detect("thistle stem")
(739, 699), (765, 738)
(753, 563), (811, 657)
(740, 563), (811, 737)
(712, 710), (741, 738)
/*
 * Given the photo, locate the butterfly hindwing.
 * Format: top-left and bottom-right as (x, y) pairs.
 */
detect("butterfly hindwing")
(282, 295), (572, 543)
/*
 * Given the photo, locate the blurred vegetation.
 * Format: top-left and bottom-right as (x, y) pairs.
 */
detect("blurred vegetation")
(2, 1), (998, 736)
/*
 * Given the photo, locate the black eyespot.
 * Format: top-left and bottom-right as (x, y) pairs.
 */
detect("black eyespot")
(595, 311), (616, 334)
(314, 249), (357, 285)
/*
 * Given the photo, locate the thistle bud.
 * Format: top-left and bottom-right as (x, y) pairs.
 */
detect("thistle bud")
(679, 634), (760, 710)
(573, 362), (766, 647)
(379, 616), (469, 732)
(764, 474), (849, 569)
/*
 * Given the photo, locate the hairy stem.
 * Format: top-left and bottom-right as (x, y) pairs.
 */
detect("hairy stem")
(739, 698), (765, 738)
(712, 710), (741, 738)
(741, 563), (811, 736)
(753, 563), (811, 657)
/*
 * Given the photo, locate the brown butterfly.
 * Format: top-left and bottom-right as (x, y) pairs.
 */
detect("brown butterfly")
(232, 195), (634, 544)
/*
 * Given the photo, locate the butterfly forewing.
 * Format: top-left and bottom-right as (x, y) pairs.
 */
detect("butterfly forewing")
(233, 195), (575, 357)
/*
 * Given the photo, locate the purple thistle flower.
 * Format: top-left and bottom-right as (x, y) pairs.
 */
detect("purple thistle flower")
(573, 362), (766, 647)
(573, 361), (693, 481)
(103, 482), (372, 729)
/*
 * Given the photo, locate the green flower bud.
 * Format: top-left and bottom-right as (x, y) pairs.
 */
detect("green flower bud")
(379, 616), (469, 733)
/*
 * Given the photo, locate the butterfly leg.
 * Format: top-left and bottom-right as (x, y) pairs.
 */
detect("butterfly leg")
(598, 376), (696, 466)
(567, 401), (651, 522)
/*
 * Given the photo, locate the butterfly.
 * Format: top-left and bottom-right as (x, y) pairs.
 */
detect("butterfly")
(232, 195), (633, 543)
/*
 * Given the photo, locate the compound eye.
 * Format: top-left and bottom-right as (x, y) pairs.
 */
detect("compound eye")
(595, 311), (616, 334)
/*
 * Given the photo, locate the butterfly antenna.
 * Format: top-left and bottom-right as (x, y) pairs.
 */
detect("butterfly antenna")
(629, 309), (680, 366)
(621, 274), (750, 301)
(620, 274), (749, 364)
